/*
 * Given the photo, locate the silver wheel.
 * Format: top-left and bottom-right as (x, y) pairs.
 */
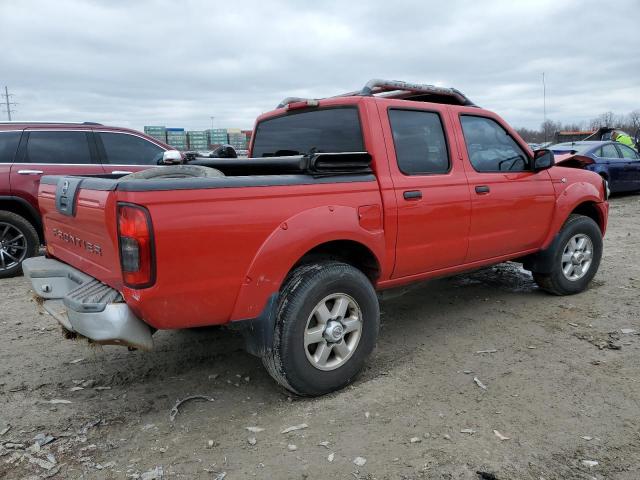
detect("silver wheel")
(561, 233), (593, 281)
(304, 293), (363, 371)
(0, 222), (28, 271)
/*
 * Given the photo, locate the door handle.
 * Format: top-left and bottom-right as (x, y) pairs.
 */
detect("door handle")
(111, 170), (133, 175)
(475, 185), (490, 194)
(17, 169), (44, 175)
(403, 190), (422, 200)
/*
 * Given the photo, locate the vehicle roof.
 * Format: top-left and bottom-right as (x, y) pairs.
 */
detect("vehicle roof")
(0, 122), (171, 147)
(274, 79), (477, 109)
(550, 141), (616, 152)
(552, 141), (609, 147)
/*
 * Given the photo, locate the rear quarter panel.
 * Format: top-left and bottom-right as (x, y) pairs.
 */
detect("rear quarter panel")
(119, 179), (386, 329)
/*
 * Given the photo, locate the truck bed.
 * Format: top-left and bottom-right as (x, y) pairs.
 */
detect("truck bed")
(38, 166), (383, 330)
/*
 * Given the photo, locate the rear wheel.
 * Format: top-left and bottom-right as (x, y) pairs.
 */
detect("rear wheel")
(263, 262), (379, 396)
(533, 214), (602, 295)
(0, 211), (39, 278)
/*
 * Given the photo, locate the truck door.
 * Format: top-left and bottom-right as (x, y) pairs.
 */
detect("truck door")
(455, 114), (556, 262)
(596, 143), (628, 192)
(614, 143), (640, 191)
(378, 101), (471, 278)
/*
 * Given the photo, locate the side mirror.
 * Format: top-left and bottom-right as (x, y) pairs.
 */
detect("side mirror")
(159, 150), (183, 165)
(533, 149), (554, 171)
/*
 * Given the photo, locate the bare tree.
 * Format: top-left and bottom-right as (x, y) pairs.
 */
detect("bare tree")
(629, 110), (640, 131)
(541, 119), (561, 142)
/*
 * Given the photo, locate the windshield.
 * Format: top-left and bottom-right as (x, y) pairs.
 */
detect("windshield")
(549, 143), (593, 154)
(251, 107), (364, 157)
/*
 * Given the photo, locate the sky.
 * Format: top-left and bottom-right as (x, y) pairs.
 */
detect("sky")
(1, 0), (639, 131)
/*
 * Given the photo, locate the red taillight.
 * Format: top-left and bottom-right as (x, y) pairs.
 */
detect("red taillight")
(117, 203), (155, 288)
(285, 100), (319, 111)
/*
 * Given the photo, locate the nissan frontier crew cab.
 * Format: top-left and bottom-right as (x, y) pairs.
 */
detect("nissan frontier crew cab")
(23, 80), (609, 396)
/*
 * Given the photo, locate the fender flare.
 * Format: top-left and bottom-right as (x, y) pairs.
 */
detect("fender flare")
(541, 182), (603, 250)
(229, 205), (386, 322)
(525, 182), (604, 274)
(0, 195), (42, 231)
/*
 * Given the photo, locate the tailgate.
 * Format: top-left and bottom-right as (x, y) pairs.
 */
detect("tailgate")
(39, 176), (123, 289)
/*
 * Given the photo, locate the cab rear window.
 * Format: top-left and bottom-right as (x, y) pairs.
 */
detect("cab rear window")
(252, 107), (364, 157)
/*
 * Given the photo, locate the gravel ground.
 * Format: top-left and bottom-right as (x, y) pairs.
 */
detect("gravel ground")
(1, 194), (639, 480)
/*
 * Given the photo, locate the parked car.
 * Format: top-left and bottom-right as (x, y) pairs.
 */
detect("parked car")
(0, 121), (181, 277)
(550, 140), (640, 194)
(23, 79), (608, 396)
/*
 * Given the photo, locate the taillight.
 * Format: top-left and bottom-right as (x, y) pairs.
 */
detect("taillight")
(117, 203), (155, 288)
(285, 100), (319, 111)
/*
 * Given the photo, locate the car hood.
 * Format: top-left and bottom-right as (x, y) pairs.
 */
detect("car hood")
(554, 153), (595, 169)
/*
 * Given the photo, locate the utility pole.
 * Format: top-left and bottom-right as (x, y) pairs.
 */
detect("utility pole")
(2, 86), (17, 121)
(542, 72), (547, 143)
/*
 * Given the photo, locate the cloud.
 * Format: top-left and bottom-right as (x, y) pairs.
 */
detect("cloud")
(1, 0), (638, 130)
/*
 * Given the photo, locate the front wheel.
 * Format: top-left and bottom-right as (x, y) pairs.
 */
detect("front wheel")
(533, 214), (603, 295)
(263, 262), (380, 396)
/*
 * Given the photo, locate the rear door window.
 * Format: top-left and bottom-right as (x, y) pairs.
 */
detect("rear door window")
(0, 131), (21, 163)
(389, 109), (449, 174)
(98, 132), (164, 165)
(252, 107), (364, 157)
(599, 144), (620, 158)
(617, 144), (640, 160)
(24, 131), (93, 164)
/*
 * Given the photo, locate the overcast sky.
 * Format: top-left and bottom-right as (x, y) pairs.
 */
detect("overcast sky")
(1, 0), (639, 131)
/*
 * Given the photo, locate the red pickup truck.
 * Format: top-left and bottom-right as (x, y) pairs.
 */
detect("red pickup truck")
(23, 80), (609, 396)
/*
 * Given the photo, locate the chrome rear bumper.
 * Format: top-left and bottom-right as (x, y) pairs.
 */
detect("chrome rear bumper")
(23, 256), (153, 350)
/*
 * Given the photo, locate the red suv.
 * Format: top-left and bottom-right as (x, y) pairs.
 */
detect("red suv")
(0, 122), (174, 277)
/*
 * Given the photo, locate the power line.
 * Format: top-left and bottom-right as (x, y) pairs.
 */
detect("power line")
(542, 72), (547, 143)
(1, 86), (17, 121)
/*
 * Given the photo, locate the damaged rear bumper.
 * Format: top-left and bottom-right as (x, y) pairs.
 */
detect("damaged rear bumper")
(23, 256), (153, 351)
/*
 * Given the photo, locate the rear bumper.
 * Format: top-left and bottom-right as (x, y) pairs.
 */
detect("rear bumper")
(23, 256), (153, 351)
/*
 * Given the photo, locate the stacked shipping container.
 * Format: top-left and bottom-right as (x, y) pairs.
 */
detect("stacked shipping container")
(165, 128), (187, 150)
(187, 130), (208, 151)
(144, 126), (252, 151)
(206, 128), (228, 147)
(227, 128), (247, 150)
(143, 126), (167, 143)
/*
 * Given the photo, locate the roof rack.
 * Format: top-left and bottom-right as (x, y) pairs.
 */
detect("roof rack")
(0, 121), (103, 125)
(276, 78), (476, 109)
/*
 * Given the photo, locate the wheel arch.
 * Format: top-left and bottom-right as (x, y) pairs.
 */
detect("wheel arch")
(571, 201), (606, 233)
(229, 205), (386, 322)
(0, 196), (43, 242)
(291, 239), (381, 284)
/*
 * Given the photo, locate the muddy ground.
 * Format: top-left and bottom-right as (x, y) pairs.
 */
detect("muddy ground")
(1, 194), (639, 480)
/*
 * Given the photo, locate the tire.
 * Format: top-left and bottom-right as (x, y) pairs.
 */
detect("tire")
(533, 214), (602, 295)
(0, 211), (40, 279)
(120, 165), (224, 180)
(263, 261), (380, 396)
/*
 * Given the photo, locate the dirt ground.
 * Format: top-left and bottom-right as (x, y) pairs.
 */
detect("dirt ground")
(1, 195), (639, 480)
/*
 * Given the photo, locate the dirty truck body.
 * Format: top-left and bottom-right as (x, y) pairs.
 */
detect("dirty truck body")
(24, 80), (609, 396)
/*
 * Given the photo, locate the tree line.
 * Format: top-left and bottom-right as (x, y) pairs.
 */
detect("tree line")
(515, 110), (640, 144)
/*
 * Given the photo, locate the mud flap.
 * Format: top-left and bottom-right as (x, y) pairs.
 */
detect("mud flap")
(522, 233), (562, 274)
(231, 293), (279, 357)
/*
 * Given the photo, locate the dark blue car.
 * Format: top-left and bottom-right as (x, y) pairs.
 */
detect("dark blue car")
(550, 141), (640, 194)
